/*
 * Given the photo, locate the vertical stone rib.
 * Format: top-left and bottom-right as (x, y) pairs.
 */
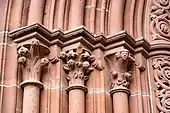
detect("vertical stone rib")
(43, 0), (56, 30)
(27, 0), (45, 25)
(109, 0), (125, 34)
(68, 0), (85, 29)
(63, 0), (70, 30)
(95, 0), (107, 34)
(21, 0), (31, 26)
(130, 54), (145, 113)
(104, 0), (110, 35)
(9, 0), (23, 30)
(1, 0), (18, 113)
(2, 44), (18, 113)
(49, 46), (61, 113)
(54, 0), (67, 30)
(84, 0), (97, 33)
(124, 0), (136, 36)
(134, 0), (145, 38)
(93, 49), (106, 113)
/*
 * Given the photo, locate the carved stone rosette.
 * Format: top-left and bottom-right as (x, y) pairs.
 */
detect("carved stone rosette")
(150, 0), (170, 41)
(17, 39), (49, 113)
(110, 49), (135, 94)
(59, 46), (95, 91)
(153, 56), (170, 113)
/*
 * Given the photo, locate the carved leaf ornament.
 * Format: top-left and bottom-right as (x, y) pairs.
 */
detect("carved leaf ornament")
(59, 47), (95, 83)
(150, 0), (170, 41)
(17, 39), (49, 83)
(153, 57), (170, 113)
(110, 49), (135, 89)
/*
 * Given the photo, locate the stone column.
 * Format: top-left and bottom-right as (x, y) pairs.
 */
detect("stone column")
(59, 47), (95, 113)
(109, 49), (135, 113)
(17, 39), (49, 113)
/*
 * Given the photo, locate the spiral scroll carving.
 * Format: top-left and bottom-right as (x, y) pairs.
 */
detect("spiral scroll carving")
(150, 0), (170, 41)
(153, 57), (170, 113)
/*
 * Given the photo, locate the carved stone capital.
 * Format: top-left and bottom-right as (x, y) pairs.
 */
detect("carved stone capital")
(17, 39), (50, 88)
(152, 56), (170, 113)
(110, 71), (132, 89)
(109, 49), (135, 92)
(59, 46), (95, 87)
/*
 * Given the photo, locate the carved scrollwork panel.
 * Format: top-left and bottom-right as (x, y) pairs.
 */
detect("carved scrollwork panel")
(153, 56), (170, 113)
(150, 0), (170, 41)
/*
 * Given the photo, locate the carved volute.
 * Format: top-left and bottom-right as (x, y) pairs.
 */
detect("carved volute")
(59, 46), (95, 91)
(17, 39), (50, 88)
(109, 49), (135, 94)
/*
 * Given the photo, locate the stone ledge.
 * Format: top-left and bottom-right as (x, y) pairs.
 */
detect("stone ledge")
(9, 23), (170, 58)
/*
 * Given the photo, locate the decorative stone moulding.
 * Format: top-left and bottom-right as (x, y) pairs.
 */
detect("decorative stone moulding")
(153, 56), (170, 113)
(9, 23), (150, 57)
(10, 23), (170, 57)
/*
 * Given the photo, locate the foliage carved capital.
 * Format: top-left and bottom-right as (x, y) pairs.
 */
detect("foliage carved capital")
(59, 46), (96, 87)
(109, 49), (135, 93)
(17, 39), (50, 88)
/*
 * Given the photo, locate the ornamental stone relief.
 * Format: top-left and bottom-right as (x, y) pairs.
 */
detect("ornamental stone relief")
(59, 46), (95, 87)
(110, 49), (135, 90)
(150, 0), (170, 41)
(153, 56), (170, 113)
(17, 39), (50, 86)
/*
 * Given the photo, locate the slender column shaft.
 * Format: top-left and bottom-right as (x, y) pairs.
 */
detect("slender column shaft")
(112, 91), (129, 113)
(23, 85), (40, 113)
(69, 89), (85, 113)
